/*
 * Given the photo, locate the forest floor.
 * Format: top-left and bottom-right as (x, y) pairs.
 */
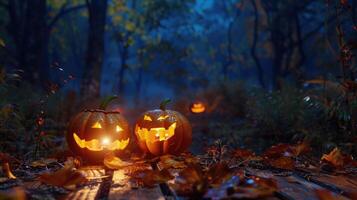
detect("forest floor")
(0, 121), (356, 199)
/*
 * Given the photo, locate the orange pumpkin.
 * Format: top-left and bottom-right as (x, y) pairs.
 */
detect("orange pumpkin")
(134, 100), (192, 156)
(67, 97), (130, 162)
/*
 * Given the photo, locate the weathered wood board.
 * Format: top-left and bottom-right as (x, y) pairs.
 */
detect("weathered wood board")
(64, 165), (166, 200)
(59, 164), (357, 200)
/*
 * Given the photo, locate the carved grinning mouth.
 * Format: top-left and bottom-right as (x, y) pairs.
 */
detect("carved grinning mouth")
(73, 133), (129, 151)
(136, 122), (176, 142)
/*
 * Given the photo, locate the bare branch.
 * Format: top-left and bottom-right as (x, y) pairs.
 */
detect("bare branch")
(48, 4), (86, 31)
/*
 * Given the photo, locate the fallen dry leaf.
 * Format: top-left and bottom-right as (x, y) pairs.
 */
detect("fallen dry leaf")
(291, 140), (311, 156)
(158, 155), (186, 169)
(2, 162), (16, 179)
(171, 163), (233, 197)
(39, 165), (87, 189)
(233, 148), (255, 160)
(269, 157), (295, 170)
(170, 164), (207, 198)
(0, 187), (26, 200)
(104, 154), (132, 169)
(180, 152), (200, 164)
(321, 147), (354, 169)
(315, 189), (343, 200)
(64, 157), (82, 169)
(263, 141), (311, 159)
(206, 162), (233, 187)
(31, 158), (58, 167)
(130, 169), (174, 187)
(262, 144), (291, 159)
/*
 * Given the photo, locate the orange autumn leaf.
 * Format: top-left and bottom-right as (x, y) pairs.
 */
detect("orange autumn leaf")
(321, 147), (354, 169)
(158, 155), (187, 169)
(263, 141), (310, 159)
(0, 152), (17, 180)
(170, 164), (207, 197)
(2, 162), (16, 179)
(262, 144), (291, 159)
(39, 170), (87, 189)
(103, 154), (132, 169)
(130, 169), (174, 188)
(315, 189), (344, 200)
(206, 163), (233, 187)
(171, 163), (233, 197)
(233, 148), (255, 160)
(181, 153), (200, 164)
(291, 140), (311, 156)
(0, 187), (26, 200)
(269, 157), (295, 170)
(39, 165), (87, 189)
(64, 157), (82, 169)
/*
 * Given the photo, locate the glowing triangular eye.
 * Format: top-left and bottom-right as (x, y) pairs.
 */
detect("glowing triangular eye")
(116, 125), (123, 132)
(92, 122), (102, 128)
(157, 115), (169, 120)
(144, 115), (152, 121)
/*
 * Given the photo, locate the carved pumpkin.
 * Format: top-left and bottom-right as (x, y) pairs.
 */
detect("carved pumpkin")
(67, 96), (130, 162)
(134, 100), (192, 156)
(190, 101), (206, 114)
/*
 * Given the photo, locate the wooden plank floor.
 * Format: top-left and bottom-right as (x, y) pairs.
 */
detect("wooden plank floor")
(64, 165), (167, 200)
(63, 165), (356, 200)
(247, 168), (349, 200)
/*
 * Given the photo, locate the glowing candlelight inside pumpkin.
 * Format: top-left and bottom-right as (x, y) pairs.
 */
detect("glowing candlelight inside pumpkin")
(190, 102), (206, 113)
(101, 137), (111, 145)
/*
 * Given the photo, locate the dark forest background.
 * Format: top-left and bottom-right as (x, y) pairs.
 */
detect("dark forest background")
(0, 0), (356, 158)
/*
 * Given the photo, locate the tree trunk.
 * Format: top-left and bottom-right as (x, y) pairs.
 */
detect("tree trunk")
(250, 0), (265, 88)
(25, 0), (49, 85)
(118, 44), (128, 96)
(7, 0), (49, 85)
(134, 66), (143, 105)
(81, 0), (108, 100)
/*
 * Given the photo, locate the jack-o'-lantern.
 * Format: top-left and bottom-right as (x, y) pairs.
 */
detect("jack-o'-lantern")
(67, 96), (130, 162)
(190, 101), (206, 114)
(134, 99), (192, 156)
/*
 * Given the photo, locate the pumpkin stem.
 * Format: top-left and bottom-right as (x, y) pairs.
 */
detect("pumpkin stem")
(159, 99), (171, 111)
(99, 95), (118, 110)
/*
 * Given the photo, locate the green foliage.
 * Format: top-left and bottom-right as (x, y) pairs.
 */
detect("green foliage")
(201, 83), (356, 155)
(0, 70), (73, 158)
(240, 85), (355, 154)
(246, 87), (320, 138)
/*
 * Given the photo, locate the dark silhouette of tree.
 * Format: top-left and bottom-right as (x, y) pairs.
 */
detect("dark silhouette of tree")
(80, 0), (108, 100)
(250, 0), (265, 88)
(260, 0), (338, 90)
(0, 0), (85, 86)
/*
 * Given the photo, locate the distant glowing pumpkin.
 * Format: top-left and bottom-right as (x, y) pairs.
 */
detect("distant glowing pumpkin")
(134, 100), (192, 156)
(190, 101), (206, 113)
(66, 96), (130, 162)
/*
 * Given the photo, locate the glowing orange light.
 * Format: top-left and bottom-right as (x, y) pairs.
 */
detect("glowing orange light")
(101, 137), (110, 145)
(92, 122), (102, 128)
(116, 125), (123, 132)
(190, 102), (206, 113)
